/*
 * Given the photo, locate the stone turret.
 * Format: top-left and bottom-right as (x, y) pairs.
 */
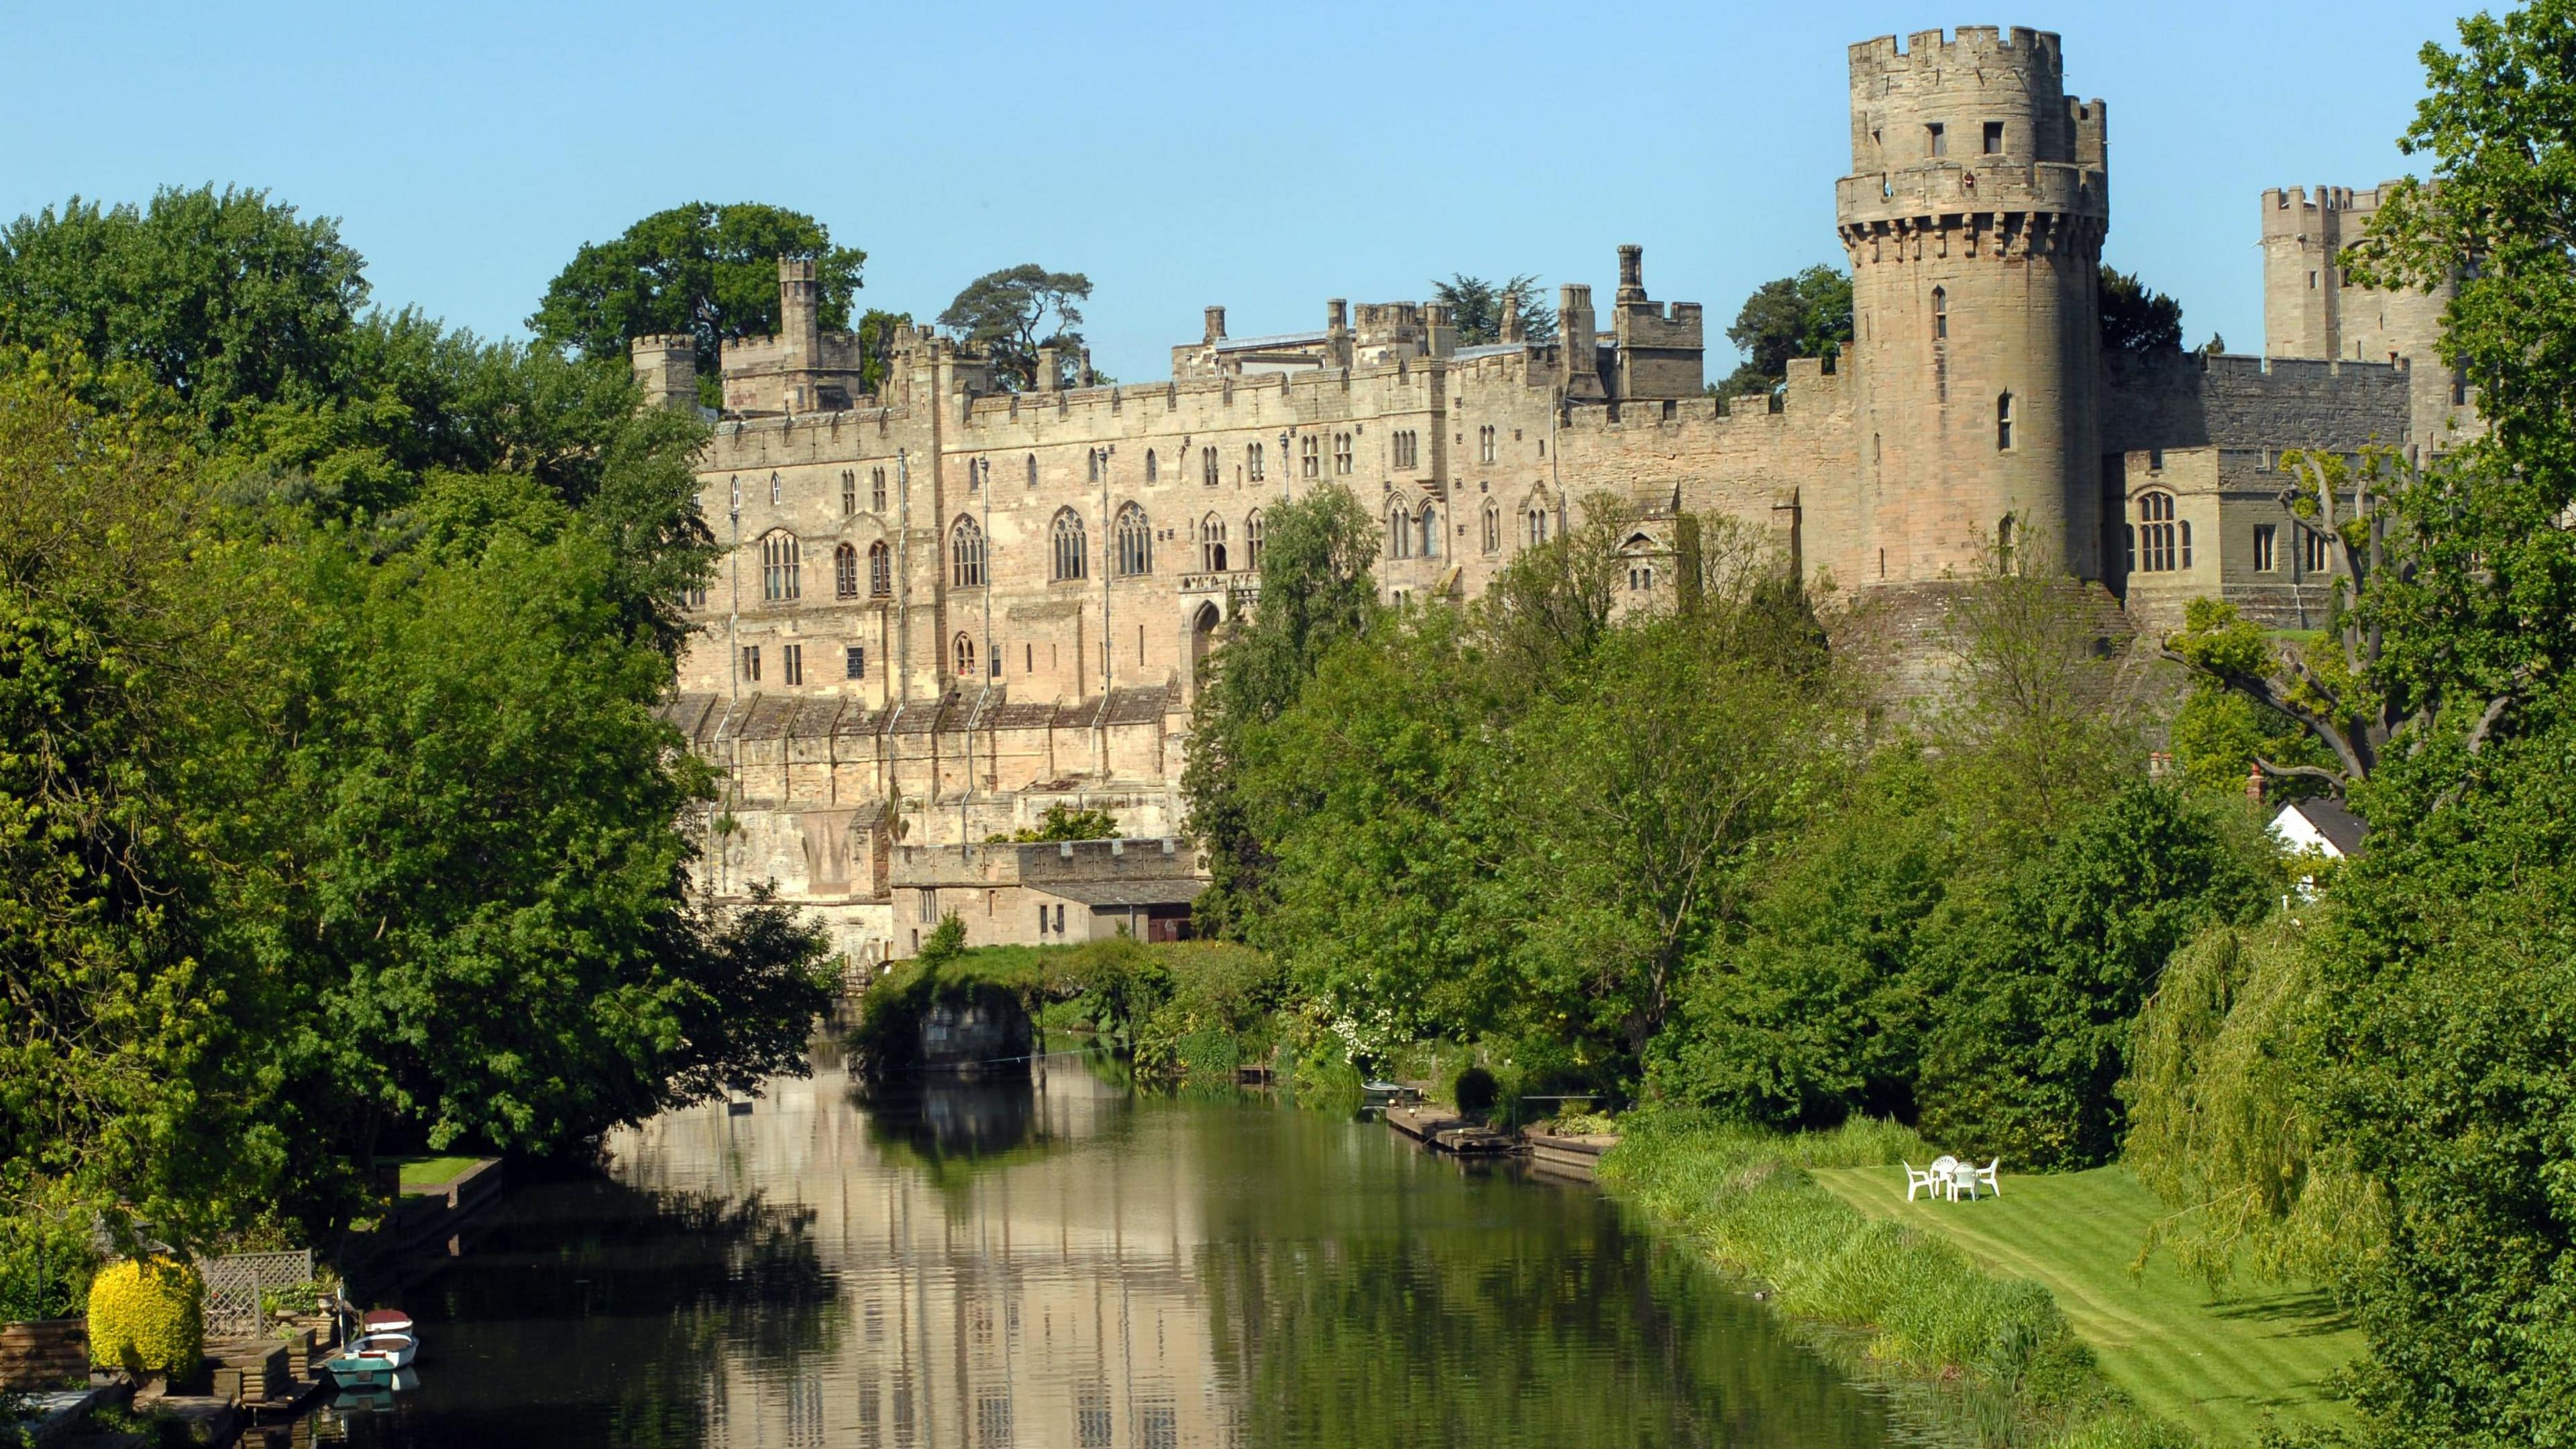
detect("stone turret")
(1839, 25), (2109, 582)
(1558, 283), (1603, 400)
(630, 333), (698, 413)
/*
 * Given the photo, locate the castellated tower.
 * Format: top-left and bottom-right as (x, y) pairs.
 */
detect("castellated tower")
(1839, 26), (2109, 582)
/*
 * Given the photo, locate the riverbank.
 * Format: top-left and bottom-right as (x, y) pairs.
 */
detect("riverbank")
(1599, 1112), (2194, 1449)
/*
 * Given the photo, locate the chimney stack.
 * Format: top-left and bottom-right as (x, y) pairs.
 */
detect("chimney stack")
(1203, 306), (1228, 343)
(1037, 343), (1061, 393)
(1617, 244), (1646, 303)
(2246, 765), (2267, 804)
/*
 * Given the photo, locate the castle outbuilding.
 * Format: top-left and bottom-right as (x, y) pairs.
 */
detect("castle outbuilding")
(651, 24), (2475, 970)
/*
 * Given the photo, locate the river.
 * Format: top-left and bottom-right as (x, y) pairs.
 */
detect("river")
(316, 1052), (1896, 1448)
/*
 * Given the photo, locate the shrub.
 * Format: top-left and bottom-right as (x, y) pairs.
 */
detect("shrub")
(1450, 1066), (1499, 1115)
(87, 1257), (203, 1375)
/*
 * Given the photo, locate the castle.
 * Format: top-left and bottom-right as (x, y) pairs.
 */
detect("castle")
(650, 25), (2477, 971)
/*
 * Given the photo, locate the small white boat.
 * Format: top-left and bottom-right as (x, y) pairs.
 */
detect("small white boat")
(360, 1307), (413, 1335)
(353, 1332), (417, 1370)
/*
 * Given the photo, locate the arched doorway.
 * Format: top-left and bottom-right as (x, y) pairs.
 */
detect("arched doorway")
(1190, 601), (1221, 681)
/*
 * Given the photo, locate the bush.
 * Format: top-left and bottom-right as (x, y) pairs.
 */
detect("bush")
(1450, 1065), (1499, 1115)
(87, 1257), (203, 1375)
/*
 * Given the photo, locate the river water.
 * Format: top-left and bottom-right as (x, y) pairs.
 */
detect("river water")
(320, 1054), (1894, 1448)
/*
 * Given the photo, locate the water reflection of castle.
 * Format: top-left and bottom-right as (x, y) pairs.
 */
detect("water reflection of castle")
(610, 1063), (1234, 1448)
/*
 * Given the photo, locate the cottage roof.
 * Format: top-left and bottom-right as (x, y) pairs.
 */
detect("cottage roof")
(2273, 797), (2369, 858)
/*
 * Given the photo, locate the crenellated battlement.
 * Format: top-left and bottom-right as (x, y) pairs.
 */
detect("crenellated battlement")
(1849, 25), (2061, 76)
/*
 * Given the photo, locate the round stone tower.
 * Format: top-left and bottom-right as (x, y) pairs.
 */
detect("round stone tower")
(1838, 26), (2108, 582)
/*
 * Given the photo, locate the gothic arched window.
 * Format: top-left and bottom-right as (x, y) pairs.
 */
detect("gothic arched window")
(1025, 454), (1037, 488)
(868, 539), (891, 597)
(1387, 503), (1411, 559)
(1144, 449), (1159, 484)
(1417, 502), (1439, 559)
(1481, 502), (1501, 553)
(950, 516), (985, 588)
(953, 632), (976, 678)
(2131, 490), (2183, 573)
(1244, 509), (1265, 570)
(1052, 510), (1089, 582)
(841, 470), (857, 515)
(1201, 513), (1228, 573)
(1201, 447), (1219, 487)
(835, 541), (859, 598)
(1115, 503), (1152, 576)
(761, 531), (801, 602)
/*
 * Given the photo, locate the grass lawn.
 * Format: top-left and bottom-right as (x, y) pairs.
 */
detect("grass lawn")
(391, 1155), (488, 1191)
(1811, 1161), (2361, 1444)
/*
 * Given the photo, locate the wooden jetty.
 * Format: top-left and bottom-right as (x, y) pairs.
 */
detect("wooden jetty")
(1521, 1129), (1620, 1182)
(1385, 1104), (1517, 1156)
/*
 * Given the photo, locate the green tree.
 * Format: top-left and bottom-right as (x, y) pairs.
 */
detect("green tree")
(989, 803), (1122, 843)
(0, 186), (366, 433)
(1915, 783), (2267, 1170)
(2098, 266), (2184, 354)
(1428, 274), (1558, 345)
(937, 264), (1092, 390)
(1718, 266), (1851, 399)
(1652, 750), (1949, 1128)
(1498, 579), (1840, 1084)
(529, 202), (865, 404)
(1183, 487), (1382, 938)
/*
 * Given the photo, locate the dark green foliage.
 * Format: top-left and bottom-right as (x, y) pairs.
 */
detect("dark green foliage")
(1428, 274), (1558, 345)
(0, 186), (364, 433)
(936, 264), (1091, 390)
(0, 190), (828, 1253)
(1919, 784), (2266, 1170)
(2098, 266), (2185, 355)
(1719, 266), (1851, 398)
(529, 201), (865, 404)
(1449, 1067), (1499, 1115)
(1654, 754), (1949, 1128)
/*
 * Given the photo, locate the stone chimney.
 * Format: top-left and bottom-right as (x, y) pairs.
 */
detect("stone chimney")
(1558, 283), (1603, 400)
(1203, 306), (1228, 343)
(1499, 290), (1524, 344)
(1424, 303), (1456, 360)
(2246, 765), (2267, 805)
(1616, 243), (1647, 303)
(1326, 298), (1352, 370)
(1037, 343), (1061, 393)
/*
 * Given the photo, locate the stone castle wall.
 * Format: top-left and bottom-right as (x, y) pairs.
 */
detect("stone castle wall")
(661, 24), (2473, 968)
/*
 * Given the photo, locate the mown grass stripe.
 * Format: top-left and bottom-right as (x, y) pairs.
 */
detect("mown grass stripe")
(1809, 1163), (2361, 1442)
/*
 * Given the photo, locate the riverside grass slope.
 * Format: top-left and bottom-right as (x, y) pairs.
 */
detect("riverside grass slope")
(1600, 1114), (2354, 1448)
(1810, 1163), (2359, 1444)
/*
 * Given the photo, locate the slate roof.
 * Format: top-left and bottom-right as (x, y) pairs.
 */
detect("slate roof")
(2283, 797), (2370, 857)
(1033, 878), (1210, 908)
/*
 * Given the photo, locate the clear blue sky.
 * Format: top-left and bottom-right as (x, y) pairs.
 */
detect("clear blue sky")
(6, 2), (2458, 380)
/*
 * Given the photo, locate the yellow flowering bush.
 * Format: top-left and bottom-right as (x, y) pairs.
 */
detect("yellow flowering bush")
(86, 1257), (203, 1375)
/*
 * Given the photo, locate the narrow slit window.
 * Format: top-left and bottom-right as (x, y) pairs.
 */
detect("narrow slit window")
(1996, 392), (2015, 451)
(1931, 287), (1947, 340)
(1927, 122), (1947, 158)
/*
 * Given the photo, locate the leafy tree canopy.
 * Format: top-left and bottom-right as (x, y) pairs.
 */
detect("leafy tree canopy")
(1430, 274), (1558, 345)
(2098, 266), (2185, 354)
(529, 202), (865, 400)
(1719, 266), (1851, 398)
(938, 264), (1091, 391)
(0, 186), (366, 433)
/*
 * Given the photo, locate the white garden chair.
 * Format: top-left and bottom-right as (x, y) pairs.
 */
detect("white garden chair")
(1974, 1159), (2001, 1198)
(1902, 1161), (1939, 1201)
